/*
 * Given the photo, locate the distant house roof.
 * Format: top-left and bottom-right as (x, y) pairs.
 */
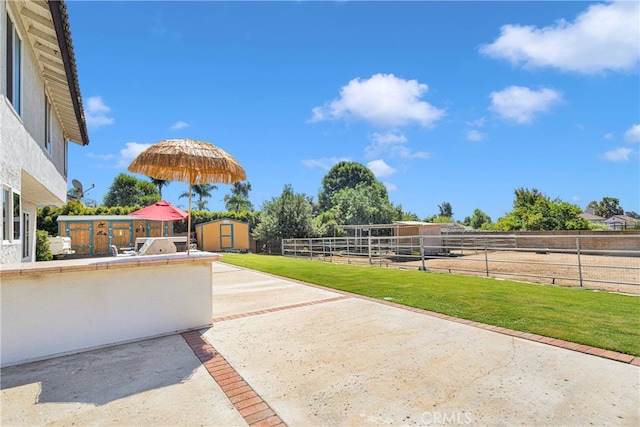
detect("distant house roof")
(579, 212), (606, 221)
(604, 215), (638, 224)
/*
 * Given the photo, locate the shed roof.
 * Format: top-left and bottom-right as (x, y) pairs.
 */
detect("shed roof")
(57, 215), (159, 222)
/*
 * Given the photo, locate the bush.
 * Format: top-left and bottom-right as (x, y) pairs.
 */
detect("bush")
(35, 230), (53, 261)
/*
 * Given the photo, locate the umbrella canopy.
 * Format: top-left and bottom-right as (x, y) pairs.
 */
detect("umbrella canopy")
(130, 200), (189, 222)
(127, 139), (246, 184)
(128, 139), (246, 254)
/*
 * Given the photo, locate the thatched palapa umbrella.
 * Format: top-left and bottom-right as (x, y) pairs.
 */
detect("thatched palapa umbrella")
(128, 138), (246, 254)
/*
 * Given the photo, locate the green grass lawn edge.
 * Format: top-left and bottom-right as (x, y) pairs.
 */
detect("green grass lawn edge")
(220, 253), (640, 357)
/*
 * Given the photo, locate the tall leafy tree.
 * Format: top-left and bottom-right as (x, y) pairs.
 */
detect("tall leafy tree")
(463, 209), (493, 229)
(587, 197), (624, 218)
(103, 173), (160, 207)
(328, 183), (396, 226)
(253, 184), (325, 244)
(318, 161), (380, 212)
(438, 202), (453, 218)
(495, 187), (590, 231)
(150, 178), (170, 198)
(179, 184), (217, 211)
(224, 181), (253, 212)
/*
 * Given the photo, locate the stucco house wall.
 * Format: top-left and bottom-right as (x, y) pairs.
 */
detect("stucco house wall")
(1, 0), (88, 263)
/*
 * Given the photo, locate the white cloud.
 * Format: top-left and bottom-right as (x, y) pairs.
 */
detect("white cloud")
(603, 147), (633, 162)
(87, 152), (115, 161)
(466, 130), (487, 142)
(466, 117), (486, 128)
(383, 182), (398, 192)
(367, 159), (397, 178)
(117, 142), (152, 168)
(604, 132), (614, 140)
(170, 121), (189, 130)
(489, 86), (562, 124)
(365, 132), (407, 159)
(624, 124), (640, 143)
(310, 73), (445, 127)
(302, 156), (351, 170)
(480, 1), (640, 74)
(85, 96), (114, 128)
(365, 132), (429, 159)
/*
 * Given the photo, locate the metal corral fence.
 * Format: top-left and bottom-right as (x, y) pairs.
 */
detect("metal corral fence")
(281, 234), (640, 294)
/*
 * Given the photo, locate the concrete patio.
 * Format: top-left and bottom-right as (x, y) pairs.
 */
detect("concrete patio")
(1, 261), (638, 426)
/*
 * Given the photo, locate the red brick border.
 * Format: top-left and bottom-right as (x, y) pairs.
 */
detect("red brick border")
(218, 264), (640, 367)
(181, 331), (286, 427)
(213, 295), (350, 323)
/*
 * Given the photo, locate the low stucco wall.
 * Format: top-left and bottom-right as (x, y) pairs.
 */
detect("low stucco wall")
(0, 253), (220, 367)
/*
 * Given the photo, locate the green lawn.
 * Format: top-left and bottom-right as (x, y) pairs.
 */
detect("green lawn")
(220, 253), (640, 357)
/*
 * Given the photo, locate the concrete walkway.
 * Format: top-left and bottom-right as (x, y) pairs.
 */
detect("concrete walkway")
(2, 261), (638, 426)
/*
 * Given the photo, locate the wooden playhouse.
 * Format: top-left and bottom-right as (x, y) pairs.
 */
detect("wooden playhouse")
(195, 219), (250, 252)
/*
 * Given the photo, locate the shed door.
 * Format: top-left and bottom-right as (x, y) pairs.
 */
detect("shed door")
(110, 221), (133, 249)
(220, 223), (234, 249)
(66, 222), (93, 255)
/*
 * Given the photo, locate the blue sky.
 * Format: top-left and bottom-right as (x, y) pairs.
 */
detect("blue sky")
(66, 1), (640, 221)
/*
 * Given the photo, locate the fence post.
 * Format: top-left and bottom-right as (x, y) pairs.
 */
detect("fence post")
(484, 236), (489, 277)
(368, 234), (372, 264)
(576, 236), (583, 287)
(347, 237), (351, 264)
(309, 238), (313, 259)
(420, 234), (426, 271)
(281, 239), (284, 256)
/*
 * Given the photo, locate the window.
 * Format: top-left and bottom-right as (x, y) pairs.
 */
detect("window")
(13, 191), (21, 241)
(1, 186), (21, 243)
(64, 140), (68, 176)
(22, 212), (30, 258)
(6, 14), (22, 115)
(2, 187), (9, 241)
(45, 96), (52, 155)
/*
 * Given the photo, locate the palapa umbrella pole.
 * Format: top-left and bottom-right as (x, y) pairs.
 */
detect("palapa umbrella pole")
(187, 182), (193, 255)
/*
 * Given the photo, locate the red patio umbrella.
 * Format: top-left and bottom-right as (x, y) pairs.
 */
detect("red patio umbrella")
(130, 200), (189, 222)
(130, 200), (189, 240)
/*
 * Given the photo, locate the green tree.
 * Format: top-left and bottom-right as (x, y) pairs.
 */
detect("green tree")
(179, 184), (217, 211)
(224, 181), (253, 212)
(588, 197), (624, 218)
(150, 178), (170, 198)
(495, 188), (590, 231)
(438, 202), (453, 218)
(464, 209), (493, 230)
(328, 183), (396, 226)
(626, 211), (640, 219)
(318, 161), (380, 212)
(252, 184), (326, 245)
(103, 173), (160, 207)
(393, 204), (420, 222)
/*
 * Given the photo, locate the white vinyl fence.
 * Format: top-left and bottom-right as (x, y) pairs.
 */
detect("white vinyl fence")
(282, 234), (640, 294)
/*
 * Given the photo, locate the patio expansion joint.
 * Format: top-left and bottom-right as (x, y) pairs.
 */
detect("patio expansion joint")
(181, 330), (287, 427)
(213, 295), (351, 323)
(222, 264), (639, 367)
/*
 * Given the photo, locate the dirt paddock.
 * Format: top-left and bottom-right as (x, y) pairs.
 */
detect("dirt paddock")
(308, 250), (640, 295)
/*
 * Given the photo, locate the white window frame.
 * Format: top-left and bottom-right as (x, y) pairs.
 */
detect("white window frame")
(45, 95), (52, 155)
(12, 190), (21, 243)
(2, 186), (9, 243)
(22, 211), (30, 259)
(6, 13), (22, 116)
(1, 185), (21, 244)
